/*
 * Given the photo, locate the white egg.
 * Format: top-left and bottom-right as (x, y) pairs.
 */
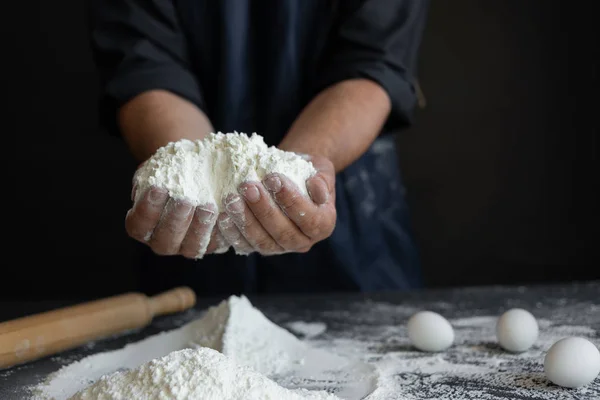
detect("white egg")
(407, 311), (454, 352)
(544, 337), (600, 388)
(496, 308), (539, 352)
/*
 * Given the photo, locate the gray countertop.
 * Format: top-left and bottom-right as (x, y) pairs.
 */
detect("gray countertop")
(1, 281), (599, 399)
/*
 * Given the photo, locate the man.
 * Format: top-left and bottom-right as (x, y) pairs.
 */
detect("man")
(88, 0), (429, 296)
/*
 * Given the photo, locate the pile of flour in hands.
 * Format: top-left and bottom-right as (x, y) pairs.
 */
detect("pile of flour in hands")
(134, 132), (317, 210)
(36, 296), (342, 400)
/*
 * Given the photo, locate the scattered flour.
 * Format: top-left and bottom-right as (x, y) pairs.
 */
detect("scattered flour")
(303, 301), (600, 400)
(134, 132), (317, 210)
(68, 348), (339, 400)
(286, 321), (327, 339)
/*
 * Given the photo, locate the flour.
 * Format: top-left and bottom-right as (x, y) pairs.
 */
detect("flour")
(187, 295), (309, 376)
(134, 132), (316, 210)
(31, 323), (194, 399)
(31, 296), (361, 400)
(335, 315), (599, 400)
(68, 348), (339, 400)
(27, 291), (600, 400)
(286, 321), (327, 339)
(302, 300), (600, 400)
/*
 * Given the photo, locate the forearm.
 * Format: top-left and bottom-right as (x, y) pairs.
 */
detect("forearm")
(278, 79), (391, 172)
(118, 90), (214, 162)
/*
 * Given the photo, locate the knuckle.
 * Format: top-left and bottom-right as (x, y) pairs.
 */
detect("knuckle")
(151, 245), (172, 256)
(276, 228), (298, 248)
(190, 225), (210, 239)
(305, 213), (325, 238)
(137, 198), (160, 216)
(220, 231), (236, 244)
(167, 202), (193, 223)
(130, 207), (149, 224)
(219, 224), (243, 246)
(161, 222), (182, 237)
(149, 237), (179, 256)
(276, 189), (301, 211)
(220, 226), (238, 242)
(297, 246), (312, 253)
(305, 209), (336, 239)
(181, 247), (200, 259)
(180, 249), (195, 259)
(179, 240), (200, 259)
(125, 222), (148, 243)
(218, 218), (237, 236)
(254, 237), (278, 254)
(253, 201), (277, 221)
(234, 215), (253, 231)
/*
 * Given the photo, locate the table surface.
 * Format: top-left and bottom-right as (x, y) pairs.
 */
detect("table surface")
(1, 281), (599, 400)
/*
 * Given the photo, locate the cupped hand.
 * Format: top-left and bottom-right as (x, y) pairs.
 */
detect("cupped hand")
(220, 154), (337, 255)
(126, 169), (230, 258)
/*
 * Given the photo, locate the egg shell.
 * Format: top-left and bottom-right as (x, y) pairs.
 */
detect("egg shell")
(407, 311), (454, 352)
(496, 308), (539, 352)
(544, 337), (600, 388)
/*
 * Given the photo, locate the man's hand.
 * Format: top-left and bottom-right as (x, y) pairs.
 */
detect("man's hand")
(220, 155), (337, 255)
(126, 168), (230, 258)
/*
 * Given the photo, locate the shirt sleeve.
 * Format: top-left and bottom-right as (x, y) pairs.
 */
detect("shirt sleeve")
(316, 0), (430, 129)
(87, 0), (204, 135)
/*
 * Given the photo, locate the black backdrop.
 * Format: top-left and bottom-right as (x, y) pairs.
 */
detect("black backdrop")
(1, 1), (598, 300)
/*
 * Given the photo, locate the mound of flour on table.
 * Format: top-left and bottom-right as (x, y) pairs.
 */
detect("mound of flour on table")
(186, 295), (309, 376)
(134, 132), (316, 209)
(68, 347), (339, 400)
(32, 296), (318, 399)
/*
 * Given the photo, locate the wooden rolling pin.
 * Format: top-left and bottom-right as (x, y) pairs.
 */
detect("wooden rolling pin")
(0, 286), (196, 369)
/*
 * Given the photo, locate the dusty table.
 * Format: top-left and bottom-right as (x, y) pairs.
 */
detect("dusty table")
(1, 281), (599, 399)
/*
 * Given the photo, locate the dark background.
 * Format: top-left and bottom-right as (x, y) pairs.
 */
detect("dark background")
(1, 0), (598, 301)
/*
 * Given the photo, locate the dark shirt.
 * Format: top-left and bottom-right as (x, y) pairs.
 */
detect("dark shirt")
(88, 0), (430, 296)
(89, 0), (428, 142)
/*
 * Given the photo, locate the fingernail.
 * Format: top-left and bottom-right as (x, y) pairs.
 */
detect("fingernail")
(225, 196), (245, 214)
(219, 216), (235, 229)
(240, 184), (260, 203)
(197, 207), (216, 224)
(263, 176), (282, 193)
(148, 188), (167, 205)
(174, 201), (194, 217)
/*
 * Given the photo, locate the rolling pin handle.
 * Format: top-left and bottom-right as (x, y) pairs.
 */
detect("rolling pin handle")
(148, 287), (196, 317)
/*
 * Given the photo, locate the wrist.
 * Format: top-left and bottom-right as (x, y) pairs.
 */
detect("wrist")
(119, 90), (215, 163)
(278, 136), (335, 167)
